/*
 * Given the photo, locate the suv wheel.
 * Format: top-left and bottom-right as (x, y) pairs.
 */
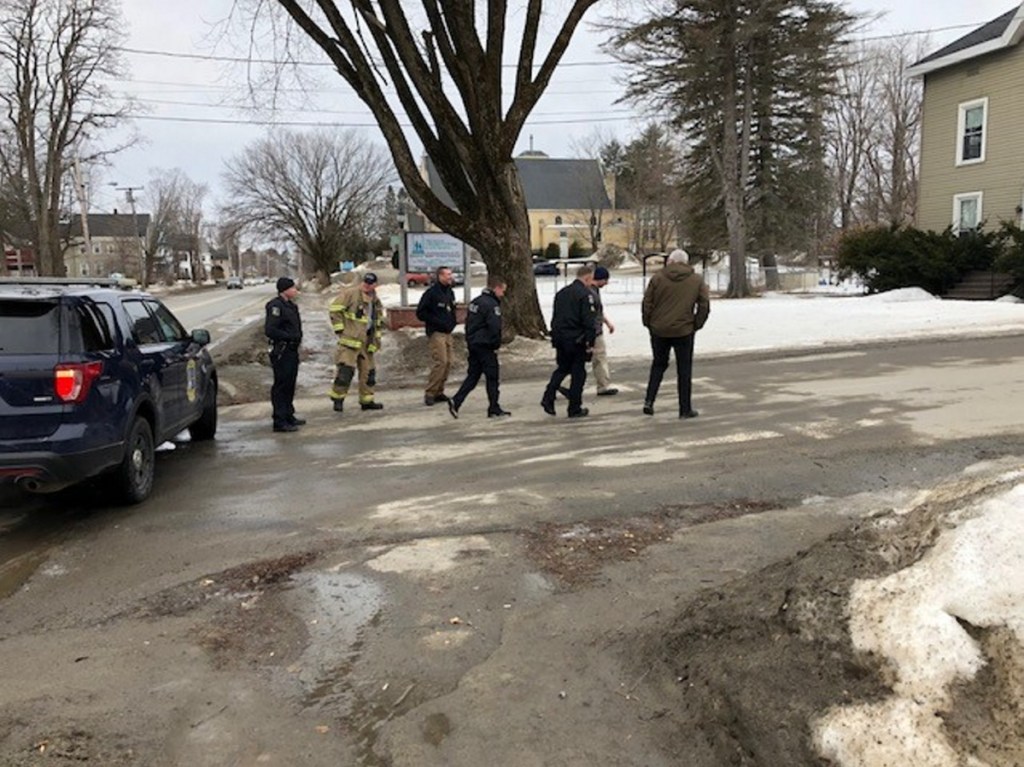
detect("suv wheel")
(188, 382), (217, 441)
(115, 417), (155, 504)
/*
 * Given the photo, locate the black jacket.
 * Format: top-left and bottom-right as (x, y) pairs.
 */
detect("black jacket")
(415, 281), (457, 334)
(550, 279), (597, 347)
(465, 289), (502, 350)
(265, 296), (303, 345)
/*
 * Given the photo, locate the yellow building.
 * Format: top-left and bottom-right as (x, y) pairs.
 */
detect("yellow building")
(909, 4), (1024, 233)
(422, 151), (643, 255)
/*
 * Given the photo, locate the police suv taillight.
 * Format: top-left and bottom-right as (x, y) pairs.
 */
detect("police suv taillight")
(54, 362), (103, 403)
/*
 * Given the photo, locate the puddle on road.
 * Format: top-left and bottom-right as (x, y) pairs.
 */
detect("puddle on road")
(290, 571), (385, 710)
(0, 549), (49, 600)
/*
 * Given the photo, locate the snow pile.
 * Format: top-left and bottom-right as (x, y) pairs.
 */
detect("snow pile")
(384, 280), (1024, 361)
(815, 475), (1024, 766)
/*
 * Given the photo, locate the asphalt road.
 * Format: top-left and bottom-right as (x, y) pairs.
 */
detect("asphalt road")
(1, 332), (1022, 765)
(3, 333), (1023, 592)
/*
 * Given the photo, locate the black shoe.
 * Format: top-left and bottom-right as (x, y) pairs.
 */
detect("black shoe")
(434, 393), (449, 403)
(597, 388), (619, 396)
(679, 409), (699, 419)
(557, 386), (571, 399)
(541, 399), (556, 416)
(567, 408), (589, 419)
(273, 423), (299, 433)
(333, 400), (345, 413)
(447, 400), (459, 419)
(361, 401), (384, 411)
(424, 395), (436, 406)
(288, 416), (307, 426)
(488, 408), (512, 418)
(642, 402), (654, 416)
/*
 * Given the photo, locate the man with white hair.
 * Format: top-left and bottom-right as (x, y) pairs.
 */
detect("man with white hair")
(640, 249), (710, 418)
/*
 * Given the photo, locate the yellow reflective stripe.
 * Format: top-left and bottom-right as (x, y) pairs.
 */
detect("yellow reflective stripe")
(339, 338), (363, 349)
(367, 344), (378, 353)
(331, 322), (346, 331)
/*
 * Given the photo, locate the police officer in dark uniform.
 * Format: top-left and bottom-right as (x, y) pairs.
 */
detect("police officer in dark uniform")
(447, 275), (510, 419)
(265, 276), (304, 432)
(541, 264), (598, 418)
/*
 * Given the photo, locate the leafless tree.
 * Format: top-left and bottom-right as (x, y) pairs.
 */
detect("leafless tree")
(144, 169), (208, 283)
(0, 0), (135, 276)
(231, 1), (598, 337)
(825, 36), (923, 234)
(221, 128), (395, 284)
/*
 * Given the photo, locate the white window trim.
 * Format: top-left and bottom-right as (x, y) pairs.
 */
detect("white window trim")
(955, 97), (988, 166)
(952, 191), (983, 232)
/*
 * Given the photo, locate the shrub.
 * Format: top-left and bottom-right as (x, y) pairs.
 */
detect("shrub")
(543, 242), (561, 260)
(994, 222), (1024, 295)
(568, 239), (590, 259)
(837, 224), (998, 294)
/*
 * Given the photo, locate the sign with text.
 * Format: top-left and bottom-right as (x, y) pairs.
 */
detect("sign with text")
(405, 233), (465, 273)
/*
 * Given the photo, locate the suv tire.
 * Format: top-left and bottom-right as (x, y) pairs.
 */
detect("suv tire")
(115, 417), (155, 504)
(188, 382), (217, 441)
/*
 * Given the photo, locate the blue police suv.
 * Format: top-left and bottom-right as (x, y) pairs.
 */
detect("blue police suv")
(0, 278), (217, 503)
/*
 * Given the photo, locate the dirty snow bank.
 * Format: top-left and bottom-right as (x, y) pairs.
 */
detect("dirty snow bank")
(815, 472), (1024, 766)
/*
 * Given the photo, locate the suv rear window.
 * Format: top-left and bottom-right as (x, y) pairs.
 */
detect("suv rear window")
(0, 299), (60, 354)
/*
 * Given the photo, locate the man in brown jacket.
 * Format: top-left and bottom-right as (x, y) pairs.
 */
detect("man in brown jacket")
(641, 249), (710, 418)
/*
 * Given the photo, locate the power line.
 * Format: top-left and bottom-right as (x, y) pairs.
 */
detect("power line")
(126, 113), (635, 127)
(111, 19), (982, 68)
(116, 45), (619, 69)
(126, 95), (633, 118)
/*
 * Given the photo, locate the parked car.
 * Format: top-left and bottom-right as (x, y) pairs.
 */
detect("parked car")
(406, 272), (430, 286)
(226, 276), (244, 289)
(0, 277), (218, 503)
(533, 260), (561, 276)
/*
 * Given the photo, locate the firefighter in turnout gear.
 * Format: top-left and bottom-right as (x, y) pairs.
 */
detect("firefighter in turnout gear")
(329, 272), (386, 413)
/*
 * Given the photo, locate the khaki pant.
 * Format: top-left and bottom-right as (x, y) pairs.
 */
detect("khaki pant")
(330, 345), (376, 403)
(426, 332), (454, 397)
(592, 333), (612, 391)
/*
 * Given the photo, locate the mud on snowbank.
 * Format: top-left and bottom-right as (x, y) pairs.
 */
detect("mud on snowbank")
(629, 463), (1024, 766)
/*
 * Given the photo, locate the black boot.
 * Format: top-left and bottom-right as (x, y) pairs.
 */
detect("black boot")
(333, 399), (344, 413)
(361, 401), (384, 411)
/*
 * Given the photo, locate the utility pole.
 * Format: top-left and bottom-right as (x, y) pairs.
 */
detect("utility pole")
(113, 184), (146, 288)
(71, 154), (92, 276)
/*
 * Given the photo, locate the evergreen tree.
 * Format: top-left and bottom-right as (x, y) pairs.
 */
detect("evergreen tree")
(608, 0), (852, 295)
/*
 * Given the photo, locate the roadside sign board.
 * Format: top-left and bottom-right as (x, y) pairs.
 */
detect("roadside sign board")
(406, 233), (465, 273)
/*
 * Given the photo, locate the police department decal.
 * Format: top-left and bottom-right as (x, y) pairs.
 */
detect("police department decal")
(186, 359), (198, 402)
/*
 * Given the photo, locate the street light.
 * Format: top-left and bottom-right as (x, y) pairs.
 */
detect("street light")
(110, 182), (146, 288)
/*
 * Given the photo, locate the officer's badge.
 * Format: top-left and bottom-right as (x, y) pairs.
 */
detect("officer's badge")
(271, 306), (281, 316)
(494, 307), (501, 315)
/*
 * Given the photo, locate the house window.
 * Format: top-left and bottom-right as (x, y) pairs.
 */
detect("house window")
(554, 216), (563, 225)
(956, 98), (987, 165)
(952, 191), (983, 232)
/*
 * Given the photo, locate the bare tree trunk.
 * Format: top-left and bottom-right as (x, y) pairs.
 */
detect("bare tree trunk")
(717, 63), (750, 298)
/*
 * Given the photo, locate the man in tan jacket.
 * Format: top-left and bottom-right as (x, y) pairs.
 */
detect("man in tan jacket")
(641, 249), (710, 418)
(329, 272), (386, 413)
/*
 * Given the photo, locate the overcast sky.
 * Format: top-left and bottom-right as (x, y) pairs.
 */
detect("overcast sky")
(94, 0), (1021, 217)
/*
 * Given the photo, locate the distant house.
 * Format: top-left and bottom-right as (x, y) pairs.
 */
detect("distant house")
(422, 151), (637, 255)
(63, 213), (151, 279)
(908, 4), (1024, 233)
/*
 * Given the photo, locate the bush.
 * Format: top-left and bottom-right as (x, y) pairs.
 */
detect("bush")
(568, 240), (590, 259)
(994, 223), (1024, 294)
(543, 242), (561, 261)
(837, 225), (999, 294)
(595, 244), (626, 268)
